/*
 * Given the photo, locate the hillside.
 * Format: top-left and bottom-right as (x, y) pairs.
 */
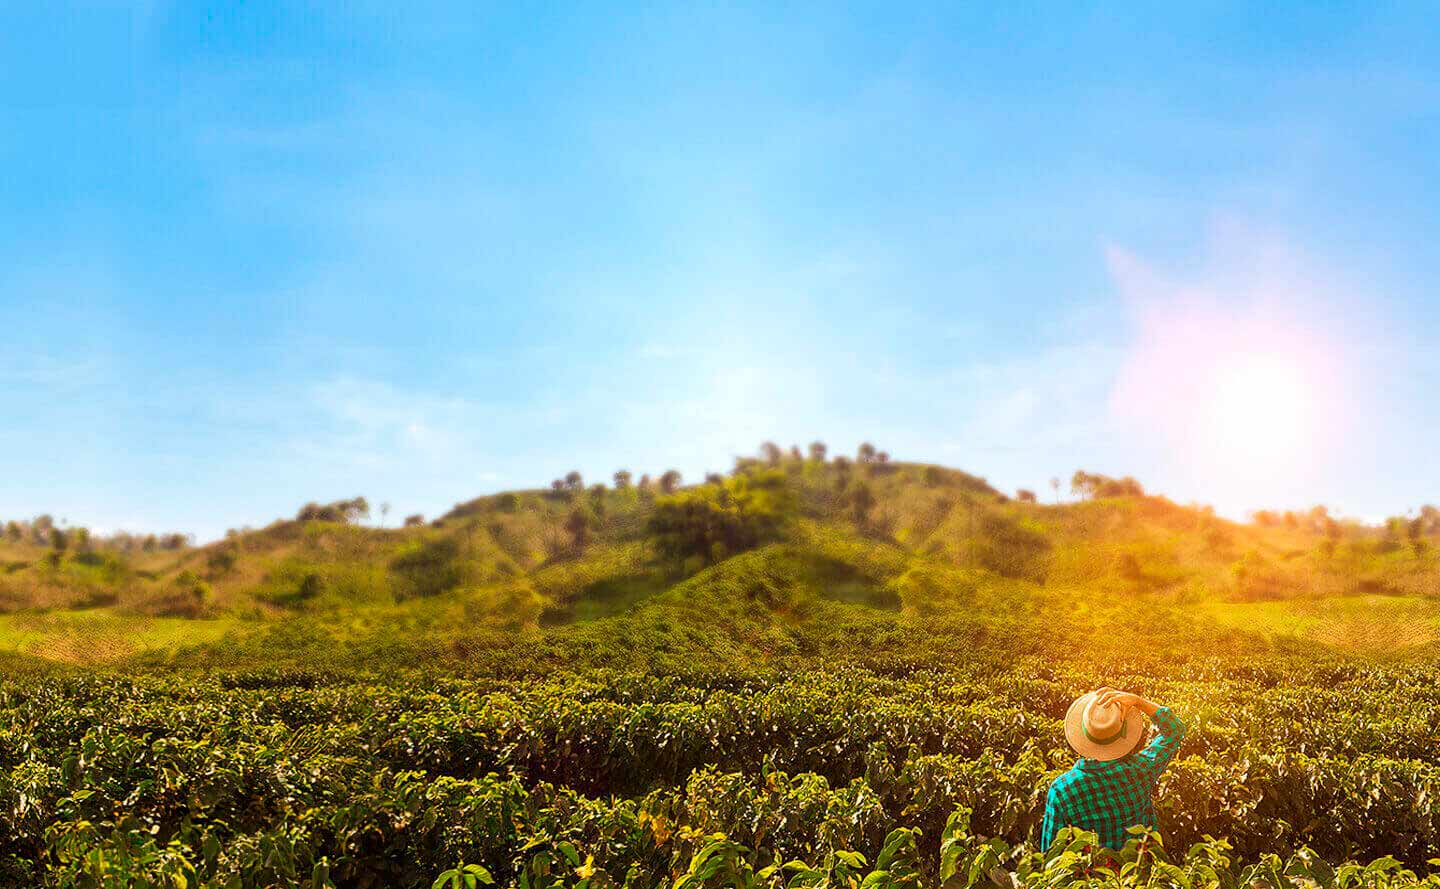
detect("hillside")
(1, 447), (1436, 666)
(5, 450), (1440, 885)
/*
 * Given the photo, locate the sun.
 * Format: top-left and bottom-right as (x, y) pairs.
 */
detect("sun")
(1200, 355), (1313, 471)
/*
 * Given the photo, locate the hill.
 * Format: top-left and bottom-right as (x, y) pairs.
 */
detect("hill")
(5, 448), (1440, 884)
(1, 446), (1436, 665)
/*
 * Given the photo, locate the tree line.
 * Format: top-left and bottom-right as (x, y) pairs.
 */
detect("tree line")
(1, 515), (190, 553)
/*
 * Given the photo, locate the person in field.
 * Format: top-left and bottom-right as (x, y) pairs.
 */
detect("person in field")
(1040, 686), (1187, 852)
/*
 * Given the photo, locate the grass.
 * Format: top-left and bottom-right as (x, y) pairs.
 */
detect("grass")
(0, 608), (240, 664)
(1203, 594), (1440, 651)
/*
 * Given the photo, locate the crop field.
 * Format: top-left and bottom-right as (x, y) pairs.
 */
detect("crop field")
(2, 649), (1440, 888)
(5, 462), (1440, 887)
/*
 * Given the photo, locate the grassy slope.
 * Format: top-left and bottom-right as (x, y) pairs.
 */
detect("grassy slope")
(2, 458), (1436, 665)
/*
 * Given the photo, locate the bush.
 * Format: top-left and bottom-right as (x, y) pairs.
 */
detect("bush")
(647, 470), (794, 567)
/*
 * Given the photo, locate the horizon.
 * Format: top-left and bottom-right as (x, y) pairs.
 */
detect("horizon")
(0, 450), (1409, 547)
(5, 3), (1440, 541)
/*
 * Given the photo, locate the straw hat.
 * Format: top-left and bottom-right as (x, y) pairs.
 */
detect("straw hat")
(1064, 691), (1146, 761)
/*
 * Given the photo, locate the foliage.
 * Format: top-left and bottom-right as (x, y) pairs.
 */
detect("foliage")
(647, 470), (795, 568)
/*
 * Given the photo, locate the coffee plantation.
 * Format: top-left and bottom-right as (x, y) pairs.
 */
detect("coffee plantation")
(3, 651), (1440, 887)
(5, 459), (1440, 886)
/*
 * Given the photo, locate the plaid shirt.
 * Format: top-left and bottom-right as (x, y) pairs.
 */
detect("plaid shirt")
(1040, 706), (1187, 852)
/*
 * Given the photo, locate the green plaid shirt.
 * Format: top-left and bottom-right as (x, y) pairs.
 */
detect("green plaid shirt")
(1040, 706), (1187, 852)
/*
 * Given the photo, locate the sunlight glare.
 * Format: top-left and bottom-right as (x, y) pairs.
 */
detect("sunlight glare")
(1201, 355), (1313, 471)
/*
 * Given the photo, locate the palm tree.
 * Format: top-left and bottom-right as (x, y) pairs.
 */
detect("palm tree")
(808, 441), (827, 462)
(857, 442), (877, 463)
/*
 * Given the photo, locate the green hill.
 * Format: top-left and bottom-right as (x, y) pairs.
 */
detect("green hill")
(1, 450), (1435, 665)
(4, 451), (1440, 884)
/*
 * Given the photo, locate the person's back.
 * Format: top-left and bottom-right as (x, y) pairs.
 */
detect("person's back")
(1041, 687), (1187, 853)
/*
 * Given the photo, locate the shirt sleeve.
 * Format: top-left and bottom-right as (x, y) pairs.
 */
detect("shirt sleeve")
(1134, 706), (1186, 778)
(1040, 785), (1064, 852)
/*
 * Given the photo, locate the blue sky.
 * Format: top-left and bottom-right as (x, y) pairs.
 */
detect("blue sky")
(2, 2), (1438, 541)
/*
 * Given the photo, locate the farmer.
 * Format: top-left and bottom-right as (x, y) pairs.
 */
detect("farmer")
(1040, 686), (1187, 852)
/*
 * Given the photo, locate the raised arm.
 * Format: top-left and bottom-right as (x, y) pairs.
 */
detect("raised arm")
(1095, 689), (1187, 777)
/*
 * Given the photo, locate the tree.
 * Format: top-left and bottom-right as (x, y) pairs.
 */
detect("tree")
(403, 514), (425, 528)
(206, 547), (237, 577)
(659, 470), (682, 494)
(788, 445), (803, 461)
(613, 470), (632, 490)
(50, 528), (69, 553)
(73, 527), (91, 553)
(565, 506), (594, 553)
(550, 480), (567, 498)
(1324, 516), (1342, 543)
(564, 471), (583, 491)
(1410, 516), (1430, 558)
(3, 521), (21, 543)
(759, 441), (783, 466)
(876, 451), (890, 465)
(1049, 477), (1060, 504)
(637, 474), (652, 491)
(647, 469), (794, 566)
(1071, 470), (1144, 500)
(1016, 489), (1037, 504)
(297, 498), (369, 524)
(731, 457), (761, 476)
(32, 514), (54, 545)
(1381, 517), (1406, 554)
(850, 482), (876, 527)
(342, 497), (370, 523)
(380, 502), (392, 528)
(857, 442), (877, 463)
(808, 441), (827, 462)
(704, 472), (724, 485)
